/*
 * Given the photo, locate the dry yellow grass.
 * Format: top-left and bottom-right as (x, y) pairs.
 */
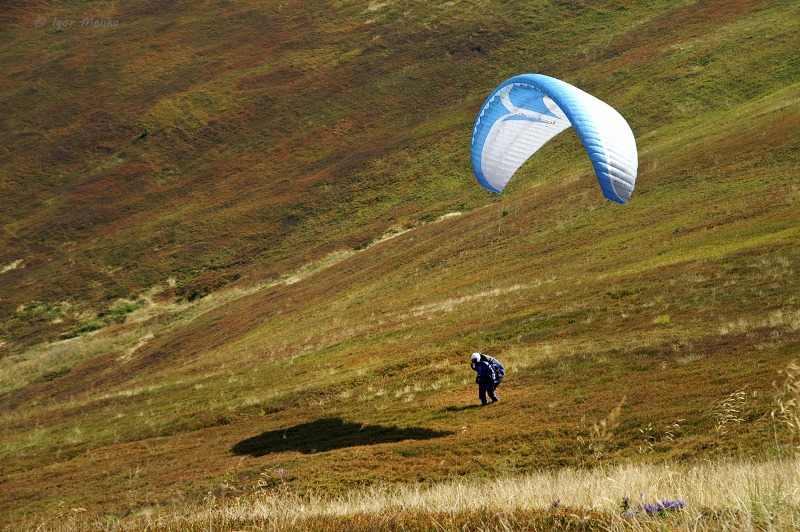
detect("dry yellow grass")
(33, 455), (796, 530)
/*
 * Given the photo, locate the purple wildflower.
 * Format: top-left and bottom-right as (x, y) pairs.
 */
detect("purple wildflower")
(661, 499), (686, 510)
(621, 495), (686, 517)
(643, 503), (662, 514)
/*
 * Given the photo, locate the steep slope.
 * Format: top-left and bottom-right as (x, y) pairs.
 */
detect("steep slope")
(1, 0), (484, 347)
(1, 0), (798, 523)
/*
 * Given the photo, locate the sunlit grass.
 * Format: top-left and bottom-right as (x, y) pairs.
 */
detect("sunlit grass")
(29, 456), (799, 530)
(1, 0), (799, 526)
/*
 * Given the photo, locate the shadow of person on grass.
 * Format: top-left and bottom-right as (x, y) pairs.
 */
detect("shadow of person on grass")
(232, 417), (452, 456)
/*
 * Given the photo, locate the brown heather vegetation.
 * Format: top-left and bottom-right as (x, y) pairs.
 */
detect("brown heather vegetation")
(1, 0), (799, 529)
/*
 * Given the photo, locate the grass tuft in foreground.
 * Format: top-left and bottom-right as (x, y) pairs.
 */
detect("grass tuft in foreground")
(22, 455), (800, 531)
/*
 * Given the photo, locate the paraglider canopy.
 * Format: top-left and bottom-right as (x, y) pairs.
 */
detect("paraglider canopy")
(470, 74), (638, 204)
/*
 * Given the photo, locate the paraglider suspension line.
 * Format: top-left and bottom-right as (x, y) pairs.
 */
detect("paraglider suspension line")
(477, 199), (506, 353)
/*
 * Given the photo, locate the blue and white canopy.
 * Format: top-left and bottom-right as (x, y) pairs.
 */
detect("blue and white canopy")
(470, 74), (638, 204)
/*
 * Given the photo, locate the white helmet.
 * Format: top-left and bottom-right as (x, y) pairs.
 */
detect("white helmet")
(471, 352), (481, 363)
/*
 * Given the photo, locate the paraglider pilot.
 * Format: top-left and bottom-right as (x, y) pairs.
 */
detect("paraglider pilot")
(470, 352), (504, 406)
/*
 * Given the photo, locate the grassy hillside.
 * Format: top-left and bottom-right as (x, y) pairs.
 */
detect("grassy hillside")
(1, 0), (799, 527)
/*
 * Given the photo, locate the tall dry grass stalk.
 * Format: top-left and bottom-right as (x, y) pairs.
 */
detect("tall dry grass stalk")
(88, 456), (800, 531)
(713, 388), (747, 438)
(773, 361), (800, 448)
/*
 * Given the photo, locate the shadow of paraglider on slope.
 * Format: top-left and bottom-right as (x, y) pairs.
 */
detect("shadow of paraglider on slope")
(232, 417), (453, 456)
